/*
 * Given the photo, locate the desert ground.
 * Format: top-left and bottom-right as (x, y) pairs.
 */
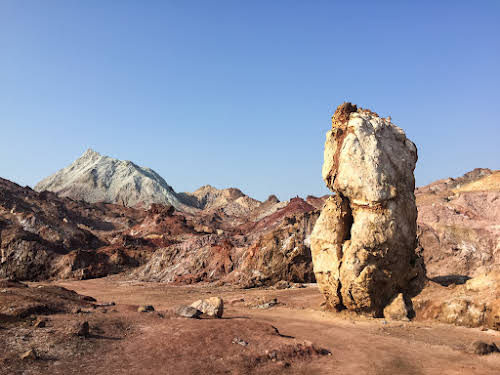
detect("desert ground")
(1, 276), (499, 375)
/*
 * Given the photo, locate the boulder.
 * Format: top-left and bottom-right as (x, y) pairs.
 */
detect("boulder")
(33, 319), (47, 328)
(19, 349), (37, 360)
(256, 298), (278, 309)
(190, 297), (224, 318)
(175, 305), (202, 319)
(311, 103), (425, 316)
(383, 293), (412, 321)
(73, 321), (90, 337)
(137, 305), (155, 313)
(470, 341), (499, 355)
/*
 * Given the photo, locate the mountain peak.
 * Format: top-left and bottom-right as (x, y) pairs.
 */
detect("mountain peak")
(79, 148), (102, 162)
(35, 150), (183, 208)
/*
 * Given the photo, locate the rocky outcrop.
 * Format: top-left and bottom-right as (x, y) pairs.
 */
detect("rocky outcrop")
(311, 103), (425, 316)
(132, 198), (320, 286)
(35, 149), (185, 209)
(235, 209), (319, 287)
(0, 177), (153, 280)
(413, 271), (500, 330)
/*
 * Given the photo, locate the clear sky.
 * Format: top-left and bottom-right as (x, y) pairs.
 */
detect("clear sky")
(1, 1), (499, 201)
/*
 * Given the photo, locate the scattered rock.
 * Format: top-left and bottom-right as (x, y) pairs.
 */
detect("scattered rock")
(96, 302), (116, 307)
(311, 102), (426, 315)
(273, 280), (292, 289)
(470, 341), (499, 355)
(256, 298), (278, 309)
(19, 349), (37, 360)
(175, 305), (202, 319)
(232, 337), (249, 347)
(383, 293), (413, 321)
(137, 305), (155, 313)
(190, 297), (223, 318)
(33, 319), (46, 328)
(273, 281), (306, 290)
(73, 321), (90, 337)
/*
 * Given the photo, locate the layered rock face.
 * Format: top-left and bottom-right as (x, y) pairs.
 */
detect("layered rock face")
(311, 103), (425, 316)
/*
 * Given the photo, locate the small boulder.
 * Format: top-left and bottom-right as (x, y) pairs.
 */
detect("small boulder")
(176, 305), (202, 319)
(19, 349), (37, 360)
(383, 293), (412, 321)
(273, 280), (292, 290)
(470, 341), (499, 355)
(232, 337), (249, 347)
(190, 297), (224, 318)
(33, 319), (46, 328)
(256, 298), (278, 309)
(137, 305), (155, 313)
(73, 321), (90, 337)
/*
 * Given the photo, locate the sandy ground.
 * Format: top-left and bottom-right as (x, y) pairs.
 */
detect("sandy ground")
(2, 276), (499, 375)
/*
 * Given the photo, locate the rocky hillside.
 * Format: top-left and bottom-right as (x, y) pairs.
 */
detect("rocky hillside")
(416, 168), (500, 279)
(0, 177), (152, 280)
(2, 174), (318, 284)
(2, 166), (499, 289)
(35, 149), (185, 209)
(178, 185), (262, 216)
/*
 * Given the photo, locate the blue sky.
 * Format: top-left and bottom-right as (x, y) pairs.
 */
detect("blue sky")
(1, 1), (499, 201)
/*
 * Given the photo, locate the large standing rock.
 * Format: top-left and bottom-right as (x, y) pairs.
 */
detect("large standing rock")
(311, 103), (425, 316)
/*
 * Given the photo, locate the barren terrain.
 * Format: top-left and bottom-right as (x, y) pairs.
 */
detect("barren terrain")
(1, 277), (498, 375)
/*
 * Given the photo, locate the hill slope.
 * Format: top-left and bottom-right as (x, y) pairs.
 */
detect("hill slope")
(416, 168), (500, 278)
(35, 149), (184, 208)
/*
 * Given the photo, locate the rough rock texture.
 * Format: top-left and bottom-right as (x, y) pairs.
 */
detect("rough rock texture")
(235, 209), (318, 288)
(0, 178), (155, 280)
(132, 197), (319, 286)
(175, 305), (202, 318)
(190, 297), (224, 318)
(311, 103), (425, 316)
(469, 341), (499, 355)
(35, 149), (185, 209)
(413, 271), (500, 330)
(383, 293), (412, 321)
(416, 168), (500, 278)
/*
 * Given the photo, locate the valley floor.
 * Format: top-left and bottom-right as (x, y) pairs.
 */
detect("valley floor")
(1, 277), (499, 375)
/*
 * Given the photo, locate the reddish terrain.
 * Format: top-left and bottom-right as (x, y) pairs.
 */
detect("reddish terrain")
(1, 169), (499, 373)
(416, 168), (500, 279)
(1, 278), (499, 375)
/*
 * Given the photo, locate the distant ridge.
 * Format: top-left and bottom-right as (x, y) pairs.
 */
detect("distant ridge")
(35, 149), (184, 208)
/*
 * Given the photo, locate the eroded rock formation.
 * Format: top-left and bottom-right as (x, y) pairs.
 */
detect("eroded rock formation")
(311, 103), (425, 316)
